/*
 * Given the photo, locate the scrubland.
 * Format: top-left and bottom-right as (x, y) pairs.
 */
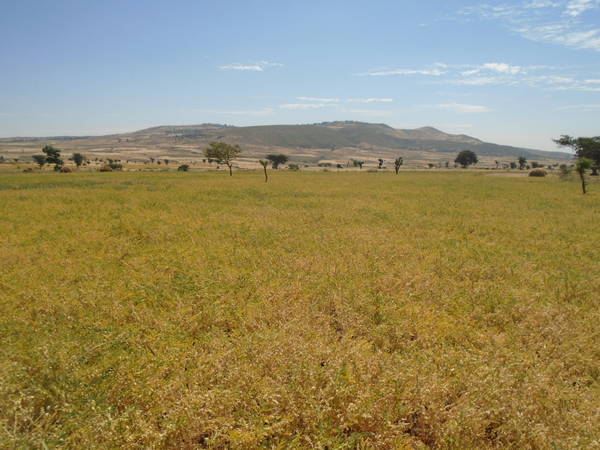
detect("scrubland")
(1, 171), (599, 448)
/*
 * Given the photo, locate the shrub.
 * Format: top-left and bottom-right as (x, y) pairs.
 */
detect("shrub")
(528, 168), (547, 177)
(288, 164), (300, 171)
(59, 166), (72, 173)
(22, 168), (33, 173)
(108, 162), (123, 170)
(177, 164), (190, 172)
(99, 165), (113, 172)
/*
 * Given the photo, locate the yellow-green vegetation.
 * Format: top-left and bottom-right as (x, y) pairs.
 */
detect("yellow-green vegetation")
(1, 171), (599, 448)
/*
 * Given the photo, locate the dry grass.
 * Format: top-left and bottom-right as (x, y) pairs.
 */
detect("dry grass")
(1, 170), (599, 448)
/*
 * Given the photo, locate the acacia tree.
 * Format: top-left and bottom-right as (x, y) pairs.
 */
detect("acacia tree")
(42, 145), (63, 170)
(575, 158), (593, 194)
(518, 156), (527, 170)
(378, 158), (384, 169)
(32, 154), (46, 169)
(266, 154), (288, 169)
(71, 152), (85, 168)
(204, 142), (242, 176)
(259, 159), (269, 182)
(554, 135), (600, 176)
(394, 157), (403, 174)
(455, 150), (478, 168)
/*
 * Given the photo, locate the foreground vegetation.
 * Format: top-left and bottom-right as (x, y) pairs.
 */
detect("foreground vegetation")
(1, 171), (599, 448)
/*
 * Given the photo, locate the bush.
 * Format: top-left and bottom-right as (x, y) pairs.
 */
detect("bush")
(529, 168), (547, 177)
(108, 162), (123, 170)
(288, 164), (300, 171)
(99, 165), (113, 172)
(177, 164), (190, 172)
(59, 166), (72, 173)
(22, 168), (33, 173)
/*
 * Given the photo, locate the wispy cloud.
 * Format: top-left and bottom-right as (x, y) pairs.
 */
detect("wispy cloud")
(347, 98), (393, 103)
(219, 61), (283, 71)
(193, 108), (274, 115)
(279, 103), (333, 110)
(437, 103), (493, 113)
(296, 97), (340, 103)
(363, 68), (445, 76)
(458, 1), (600, 51)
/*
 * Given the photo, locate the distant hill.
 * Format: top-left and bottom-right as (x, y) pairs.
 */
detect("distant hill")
(0, 121), (572, 164)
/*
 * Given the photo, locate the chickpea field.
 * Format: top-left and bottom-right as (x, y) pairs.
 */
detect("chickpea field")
(1, 170), (599, 448)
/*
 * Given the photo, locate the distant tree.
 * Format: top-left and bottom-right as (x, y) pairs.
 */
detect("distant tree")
(205, 142), (242, 176)
(518, 156), (527, 170)
(177, 164), (189, 172)
(510, 161), (517, 169)
(288, 163), (300, 171)
(575, 158), (593, 194)
(164, 159), (169, 165)
(554, 135), (600, 176)
(445, 161), (450, 168)
(531, 161), (541, 168)
(394, 157), (403, 174)
(71, 152), (85, 168)
(352, 159), (365, 169)
(32, 154), (46, 169)
(266, 154), (288, 169)
(378, 158), (384, 169)
(427, 163), (435, 169)
(455, 150), (478, 168)
(495, 160), (500, 169)
(42, 145), (63, 170)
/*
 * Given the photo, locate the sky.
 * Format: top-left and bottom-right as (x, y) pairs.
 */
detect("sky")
(1, 0), (599, 151)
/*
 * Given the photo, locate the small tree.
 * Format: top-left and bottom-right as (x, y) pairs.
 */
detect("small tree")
(266, 154), (288, 169)
(41, 145), (63, 170)
(177, 164), (189, 172)
(71, 152), (85, 168)
(32, 154), (46, 169)
(394, 157), (403, 174)
(510, 161), (517, 169)
(204, 142), (242, 176)
(575, 158), (593, 194)
(378, 158), (384, 169)
(518, 156), (527, 170)
(259, 159), (269, 182)
(455, 150), (478, 168)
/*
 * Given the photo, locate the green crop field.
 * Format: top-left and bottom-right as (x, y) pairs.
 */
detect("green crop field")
(1, 170), (599, 448)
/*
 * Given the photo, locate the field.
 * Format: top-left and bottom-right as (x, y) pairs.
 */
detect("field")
(1, 170), (599, 448)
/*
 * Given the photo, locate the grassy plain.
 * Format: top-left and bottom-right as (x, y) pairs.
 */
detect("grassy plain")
(1, 170), (599, 448)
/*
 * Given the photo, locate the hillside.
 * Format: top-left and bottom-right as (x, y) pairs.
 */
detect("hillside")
(0, 121), (571, 166)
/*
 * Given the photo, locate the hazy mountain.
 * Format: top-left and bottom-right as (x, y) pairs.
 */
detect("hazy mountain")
(0, 121), (572, 163)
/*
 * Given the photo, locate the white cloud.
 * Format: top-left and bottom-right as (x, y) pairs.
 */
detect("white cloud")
(437, 103), (493, 113)
(279, 103), (333, 110)
(343, 109), (394, 116)
(192, 108), (274, 115)
(585, 78), (600, 83)
(482, 62), (523, 74)
(297, 97), (340, 103)
(347, 98), (393, 103)
(564, 0), (600, 16)
(219, 64), (263, 71)
(458, 1), (600, 51)
(365, 68), (445, 76)
(454, 76), (502, 85)
(219, 61), (283, 71)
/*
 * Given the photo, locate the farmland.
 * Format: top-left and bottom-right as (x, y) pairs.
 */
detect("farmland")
(1, 170), (599, 448)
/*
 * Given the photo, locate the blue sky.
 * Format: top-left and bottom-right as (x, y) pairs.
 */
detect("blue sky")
(1, 0), (599, 150)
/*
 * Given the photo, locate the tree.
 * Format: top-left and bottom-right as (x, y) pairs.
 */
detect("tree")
(204, 142), (242, 176)
(575, 158), (593, 194)
(378, 158), (384, 169)
(177, 164), (189, 172)
(352, 159), (364, 169)
(266, 154), (288, 169)
(510, 161), (517, 169)
(71, 152), (85, 168)
(32, 154), (46, 169)
(259, 160), (269, 182)
(394, 157), (403, 174)
(554, 135), (600, 176)
(518, 156), (527, 170)
(455, 150), (478, 168)
(42, 145), (63, 170)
